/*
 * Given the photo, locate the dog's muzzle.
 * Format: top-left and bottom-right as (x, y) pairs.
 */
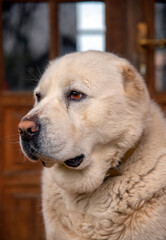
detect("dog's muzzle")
(18, 116), (85, 168)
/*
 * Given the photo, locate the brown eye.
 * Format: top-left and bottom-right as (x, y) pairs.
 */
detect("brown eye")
(35, 93), (41, 102)
(70, 91), (83, 101)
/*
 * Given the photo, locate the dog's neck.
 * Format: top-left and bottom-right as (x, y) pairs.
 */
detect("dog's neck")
(105, 137), (142, 180)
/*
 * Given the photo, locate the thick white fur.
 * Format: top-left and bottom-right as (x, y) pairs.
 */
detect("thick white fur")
(25, 51), (166, 239)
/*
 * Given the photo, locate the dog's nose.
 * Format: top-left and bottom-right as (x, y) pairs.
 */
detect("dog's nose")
(18, 119), (40, 141)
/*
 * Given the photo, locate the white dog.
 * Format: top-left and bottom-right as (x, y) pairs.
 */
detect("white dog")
(19, 51), (166, 240)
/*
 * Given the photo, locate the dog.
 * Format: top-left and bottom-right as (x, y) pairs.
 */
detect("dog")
(18, 51), (166, 240)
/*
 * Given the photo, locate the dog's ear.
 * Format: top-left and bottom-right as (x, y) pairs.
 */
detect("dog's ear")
(121, 64), (146, 99)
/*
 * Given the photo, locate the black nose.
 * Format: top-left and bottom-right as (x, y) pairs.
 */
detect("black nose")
(18, 119), (40, 141)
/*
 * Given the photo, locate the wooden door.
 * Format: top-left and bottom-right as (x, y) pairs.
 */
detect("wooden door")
(1, 0), (165, 239)
(107, 0), (166, 112)
(138, 0), (166, 111)
(142, 0), (166, 112)
(0, 1), (50, 239)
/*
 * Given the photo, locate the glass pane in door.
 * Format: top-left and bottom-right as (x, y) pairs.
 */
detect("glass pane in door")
(155, 2), (166, 92)
(59, 2), (105, 56)
(2, 2), (49, 91)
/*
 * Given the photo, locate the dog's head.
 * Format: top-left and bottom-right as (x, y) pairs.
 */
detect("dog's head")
(19, 51), (150, 193)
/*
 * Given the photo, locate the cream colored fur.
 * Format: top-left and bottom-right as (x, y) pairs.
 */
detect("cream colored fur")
(22, 51), (166, 239)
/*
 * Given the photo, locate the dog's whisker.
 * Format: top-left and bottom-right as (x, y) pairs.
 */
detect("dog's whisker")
(0, 134), (19, 140)
(26, 69), (39, 84)
(14, 113), (23, 119)
(36, 65), (42, 79)
(9, 141), (20, 144)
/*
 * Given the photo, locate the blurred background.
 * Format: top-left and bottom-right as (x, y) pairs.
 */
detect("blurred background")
(0, 0), (166, 239)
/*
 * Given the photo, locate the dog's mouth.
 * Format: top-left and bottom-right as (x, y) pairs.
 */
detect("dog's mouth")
(22, 142), (85, 168)
(32, 151), (84, 169)
(64, 154), (85, 168)
(41, 154), (84, 168)
(41, 154), (85, 168)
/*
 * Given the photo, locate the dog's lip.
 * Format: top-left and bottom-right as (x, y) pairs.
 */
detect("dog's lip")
(30, 147), (39, 160)
(64, 154), (84, 168)
(34, 152), (55, 168)
(40, 154), (85, 168)
(26, 146), (84, 168)
(25, 147), (54, 167)
(41, 160), (55, 168)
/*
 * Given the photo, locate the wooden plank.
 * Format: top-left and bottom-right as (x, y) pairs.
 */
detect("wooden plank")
(106, 0), (127, 56)
(49, 0), (59, 59)
(125, 0), (142, 65)
(2, 0), (47, 2)
(2, 186), (44, 240)
(56, 0), (103, 2)
(1, 93), (34, 106)
(141, 0), (155, 96)
(0, 2), (5, 93)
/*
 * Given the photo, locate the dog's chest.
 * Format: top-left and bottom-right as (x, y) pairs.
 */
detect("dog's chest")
(56, 181), (132, 240)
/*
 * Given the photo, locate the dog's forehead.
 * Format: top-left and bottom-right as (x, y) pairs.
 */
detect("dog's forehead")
(37, 51), (124, 94)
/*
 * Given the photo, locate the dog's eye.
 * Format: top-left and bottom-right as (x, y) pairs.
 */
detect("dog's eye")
(35, 93), (41, 102)
(69, 91), (84, 101)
